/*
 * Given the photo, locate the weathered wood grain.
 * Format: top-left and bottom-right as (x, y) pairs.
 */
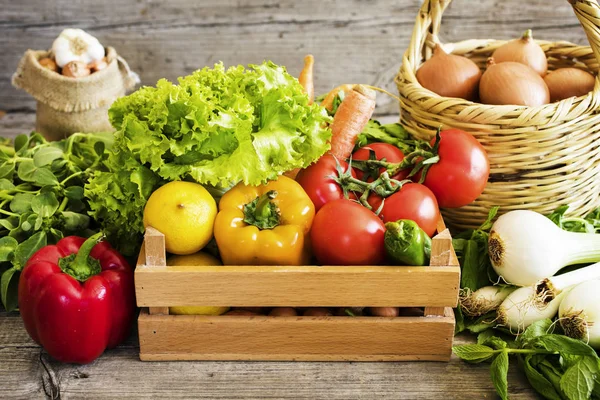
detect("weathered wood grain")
(0, 0), (591, 117)
(0, 312), (540, 399)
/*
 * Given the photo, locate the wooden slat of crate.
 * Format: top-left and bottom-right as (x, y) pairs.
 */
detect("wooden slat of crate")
(135, 223), (460, 309)
(138, 307), (455, 361)
(135, 262), (459, 308)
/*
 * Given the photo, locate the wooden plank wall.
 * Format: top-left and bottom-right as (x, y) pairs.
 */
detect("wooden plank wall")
(0, 0), (590, 117)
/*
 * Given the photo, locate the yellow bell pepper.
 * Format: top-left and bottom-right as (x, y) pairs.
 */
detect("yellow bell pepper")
(214, 175), (314, 265)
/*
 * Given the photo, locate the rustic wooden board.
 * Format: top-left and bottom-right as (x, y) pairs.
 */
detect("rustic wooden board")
(0, 311), (541, 399)
(137, 308), (455, 361)
(135, 263), (460, 308)
(0, 0), (590, 117)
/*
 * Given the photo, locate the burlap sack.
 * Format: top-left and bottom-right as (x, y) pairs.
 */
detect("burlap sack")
(12, 46), (139, 141)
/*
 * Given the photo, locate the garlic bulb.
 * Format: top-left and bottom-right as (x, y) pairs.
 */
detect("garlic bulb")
(52, 29), (105, 68)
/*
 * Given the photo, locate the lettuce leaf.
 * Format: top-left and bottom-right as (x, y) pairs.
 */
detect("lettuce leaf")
(86, 61), (331, 255)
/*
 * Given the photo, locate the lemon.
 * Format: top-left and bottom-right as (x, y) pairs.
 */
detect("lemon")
(143, 181), (217, 255)
(166, 252), (229, 316)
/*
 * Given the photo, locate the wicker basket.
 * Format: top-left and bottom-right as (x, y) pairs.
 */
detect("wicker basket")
(396, 0), (600, 229)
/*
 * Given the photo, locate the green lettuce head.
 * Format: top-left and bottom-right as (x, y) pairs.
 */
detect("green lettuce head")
(86, 61), (331, 255)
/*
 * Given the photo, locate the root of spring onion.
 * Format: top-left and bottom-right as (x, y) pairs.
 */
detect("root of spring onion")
(497, 285), (569, 333)
(559, 280), (600, 349)
(488, 210), (600, 286)
(535, 261), (600, 302)
(459, 286), (516, 317)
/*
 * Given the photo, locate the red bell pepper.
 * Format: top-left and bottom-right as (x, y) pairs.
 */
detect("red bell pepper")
(18, 232), (135, 364)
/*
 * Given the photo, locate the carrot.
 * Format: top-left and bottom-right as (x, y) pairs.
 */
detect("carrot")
(298, 55), (315, 104)
(328, 84), (376, 160)
(321, 84), (355, 112)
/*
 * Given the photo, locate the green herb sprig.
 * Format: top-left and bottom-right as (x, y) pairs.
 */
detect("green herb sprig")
(0, 132), (112, 311)
(455, 320), (600, 400)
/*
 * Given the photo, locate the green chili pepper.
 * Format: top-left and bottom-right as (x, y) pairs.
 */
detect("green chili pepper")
(384, 220), (431, 266)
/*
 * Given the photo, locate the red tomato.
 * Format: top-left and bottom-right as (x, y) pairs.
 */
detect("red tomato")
(368, 183), (440, 237)
(352, 143), (408, 181)
(311, 199), (386, 265)
(295, 155), (356, 211)
(421, 129), (490, 208)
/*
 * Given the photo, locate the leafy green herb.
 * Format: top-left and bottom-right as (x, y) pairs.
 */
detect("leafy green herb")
(547, 205), (600, 233)
(454, 320), (600, 400)
(355, 120), (419, 154)
(0, 132), (110, 311)
(86, 61), (331, 256)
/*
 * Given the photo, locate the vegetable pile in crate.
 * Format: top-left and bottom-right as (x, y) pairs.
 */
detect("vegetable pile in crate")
(87, 59), (478, 362)
(396, 0), (600, 229)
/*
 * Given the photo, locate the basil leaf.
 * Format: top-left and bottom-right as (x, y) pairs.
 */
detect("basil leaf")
(539, 359), (568, 399)
(560, 358), (597, 400)
(13, 231), (47, 269)
(62, 211), (90, 232)
(33, 168), (58, 187)
(477, 329), (495, 345)
(481, 336), (508, 350)
(94, 141), (105, 156)
(518, 319), (554, 347)
(31, 192), (60, 219)
(0, 178), (14, 190)
(64, 186), (84, 201)
(13, 134), (29, 154)
(0, 236), (18, 262)
(491, 350), (509, 400)
(536, 336), (597, 358)
(10, 193), (35, 213)
(479, 206), (499, 231)
(33, 146), (64, 167)
(0, 218), (16, 231)
(0, 162), (15, 180)
(16, 159), (36, 182)
(453, 344), (496, 363)
(0, 267), (20, 312)
(522, 356), (563, 400)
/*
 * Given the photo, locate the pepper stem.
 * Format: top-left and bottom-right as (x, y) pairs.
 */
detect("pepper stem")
(243, 191), (281, 230)
(58, 232), (103, 282)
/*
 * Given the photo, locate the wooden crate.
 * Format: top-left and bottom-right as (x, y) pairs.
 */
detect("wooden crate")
(135, 219), (460, 361)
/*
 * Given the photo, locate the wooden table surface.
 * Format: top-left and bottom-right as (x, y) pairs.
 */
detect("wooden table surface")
(0, 309), (541, 400)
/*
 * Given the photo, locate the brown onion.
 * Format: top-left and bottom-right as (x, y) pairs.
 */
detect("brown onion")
(416, 44), (482, 101)
(268, 307), (298, 317)
(62, 61), (91, 78)
(89, 57), (108, 73)
(544, 68), (596, 102)
(38, 57), (58, 73)
(303, 308), (333, 317)
(479, 59), (549, 106)
(492, 29), (548, 76)
(367, 307), (399, 317)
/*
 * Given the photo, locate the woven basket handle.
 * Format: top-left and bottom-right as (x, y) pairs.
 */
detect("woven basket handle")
(570, 0), (600, 67)
(405, 0), (600, 68)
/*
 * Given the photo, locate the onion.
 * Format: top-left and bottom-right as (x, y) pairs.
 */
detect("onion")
(559, 280), (600, 349)
(488, 210), (600, 286)
(492, 29), (548, 76)
(497, 285), (568, 333)
(479, 59), (549, 106)
(416, 44), (482, 101)
(459, 286), (516, 317)
(544, 68), (596, 102)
